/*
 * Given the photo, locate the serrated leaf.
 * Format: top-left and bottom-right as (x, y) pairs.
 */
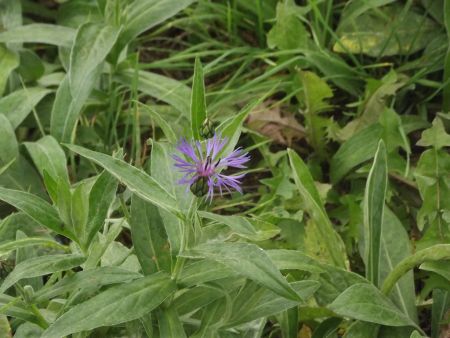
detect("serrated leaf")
(417, 117), (450, 150)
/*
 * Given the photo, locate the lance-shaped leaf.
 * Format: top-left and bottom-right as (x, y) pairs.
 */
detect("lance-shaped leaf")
(0, 254), (85, 293)
(183, 242), (301, 301)
(287, 149), (347, 268)
(64, 144), (178, 215)
(363, 140), (387, 286)
(328, 283), (418, 329)
(41, 272), (176, 338)
(191, 57), (206, 140)
(0, 187), (71, 239)
(0, 24), (75, 47)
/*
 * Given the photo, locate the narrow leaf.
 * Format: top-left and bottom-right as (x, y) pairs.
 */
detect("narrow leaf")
(363, 140), (387, 286)
(0, 187), (70, 239)
(64, 144), (178, 215)
(191, 57), (207, 140)
(41, 272), (176, 338)
(0, 254), (85, 293)
(183, 242), (301, 301)
(287, 149), (347, 268)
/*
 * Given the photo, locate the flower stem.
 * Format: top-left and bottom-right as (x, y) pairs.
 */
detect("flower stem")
(381, 244), (450, 296)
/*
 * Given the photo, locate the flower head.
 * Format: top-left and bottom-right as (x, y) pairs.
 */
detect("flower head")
(173, 134), (250, 201)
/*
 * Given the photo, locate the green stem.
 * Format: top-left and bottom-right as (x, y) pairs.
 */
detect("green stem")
(381, 244), (450, 296)
(171, 198), (198, 281)
(30, 304), (49, 329)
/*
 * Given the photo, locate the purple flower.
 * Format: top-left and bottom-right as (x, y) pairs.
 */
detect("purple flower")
(173, 135), (250, 201)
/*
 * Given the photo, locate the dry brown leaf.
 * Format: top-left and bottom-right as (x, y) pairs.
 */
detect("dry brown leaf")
(246, 101), (305, 146)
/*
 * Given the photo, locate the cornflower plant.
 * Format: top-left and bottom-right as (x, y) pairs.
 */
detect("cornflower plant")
(173, 134), (250, 200)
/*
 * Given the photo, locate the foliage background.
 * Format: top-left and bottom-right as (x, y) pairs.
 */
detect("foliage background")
(0, 0), (449, 337)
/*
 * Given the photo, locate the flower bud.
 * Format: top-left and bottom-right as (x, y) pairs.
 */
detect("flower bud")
(23, 285), (34, 303)
(190, 176), (209, 197)
(199, 118), (215, 139)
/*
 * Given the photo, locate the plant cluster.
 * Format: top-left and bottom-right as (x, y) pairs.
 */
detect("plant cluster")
(0, 1), (449, 337)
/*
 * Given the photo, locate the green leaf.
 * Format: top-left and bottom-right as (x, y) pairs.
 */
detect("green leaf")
(50, 71), (100, 142)
(150, 141), (192, 253)
(0, 87), (51, 129)
(0, 237), (67, 256)
(226, 280), (319, 327)
(363, 140), (387, 286)
(287, 149), (347, 268)
(0, 187), (71, 239)
(191, 57), (207, 140)
(334, 5), (438, 57)
(420, 261), (450, 281)
(69, 23), (120, 98)
(0, 44), (19, 95)
(0, 294), (39, 325)
(328, 283), (417, 328)
(431, 289), (449, 338)
(0, 254), (85, 293)
(64, 144), (178, 215)
(0, 24), (76, 47)
(113, 0), (195, 57)
(115, 69), (190, 116)
(157, 307), (187, 338)
(417, 117), (450, 150)
(183, 242), (301, 301)
(138, 104), (177, 143)
(24, 135), (69, 183)
(199, 211), (279, 242)
(267, 0), (309, 50)
(41, 272), (176, 338)
(298, 70), (333, 114)
(379, 209), (418, 322)
(414, 148), (450, 235)
(178, 260), (235, 287)
(84, 171), (118, 248)
(0, 114), (18, 166)
(130, 195), (171, 275)
(33, 267), (142, 302)
(266, 250), (325, 274)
